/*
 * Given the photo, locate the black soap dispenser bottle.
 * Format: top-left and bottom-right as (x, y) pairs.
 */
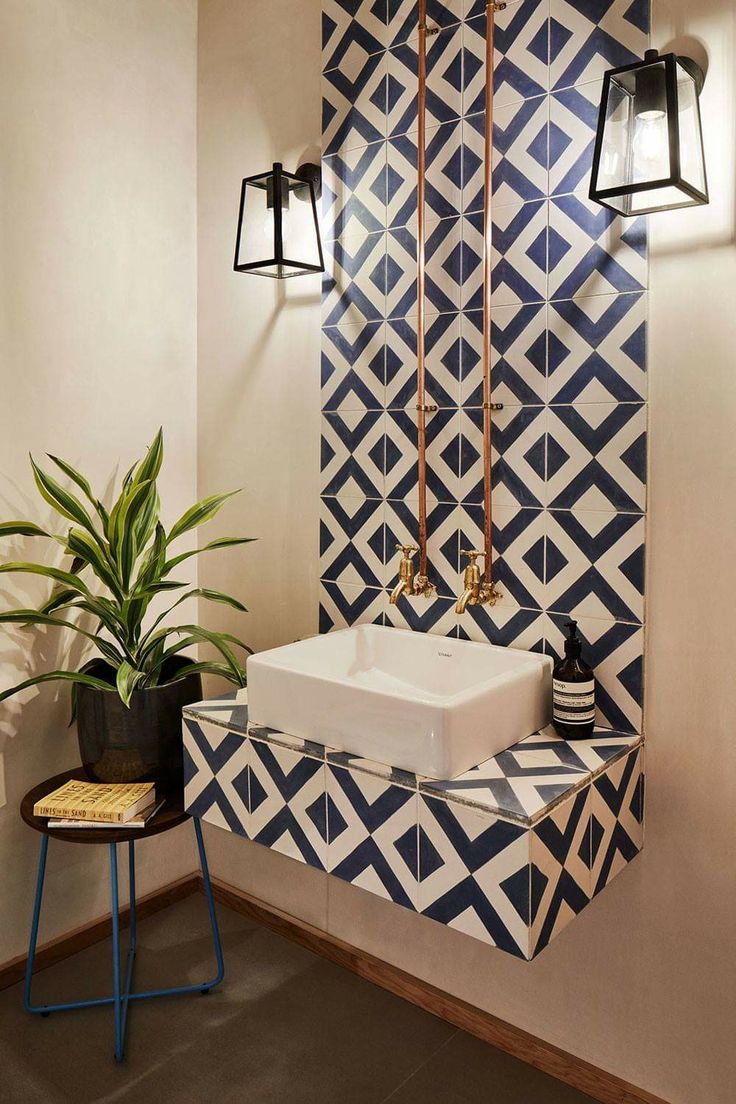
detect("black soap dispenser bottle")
(552, 620), (596, 740)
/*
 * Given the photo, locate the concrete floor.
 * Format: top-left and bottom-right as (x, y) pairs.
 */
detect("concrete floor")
(0, 895), (596, 1104)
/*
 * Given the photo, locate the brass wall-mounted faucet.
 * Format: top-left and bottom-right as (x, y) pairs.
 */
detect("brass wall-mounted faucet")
(455, 550), (502, 614)
(389, 544), (436, 604)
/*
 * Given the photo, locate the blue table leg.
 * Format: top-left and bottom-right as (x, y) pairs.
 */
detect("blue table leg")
(195, 818), (225, 993)
(23, 817), (224, 1055)
(109, 843), (125, 1061)
(23, 835), (49, 1015)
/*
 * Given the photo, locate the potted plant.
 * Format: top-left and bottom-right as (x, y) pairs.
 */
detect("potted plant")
(0, 429), (253, 792)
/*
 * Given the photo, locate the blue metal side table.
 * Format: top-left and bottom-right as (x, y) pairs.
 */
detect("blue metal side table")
(20, 768), (224, 1062)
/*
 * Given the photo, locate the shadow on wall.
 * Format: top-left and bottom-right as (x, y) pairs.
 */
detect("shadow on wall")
(0, 470), (122, 809)
(651, 19), (736, 254)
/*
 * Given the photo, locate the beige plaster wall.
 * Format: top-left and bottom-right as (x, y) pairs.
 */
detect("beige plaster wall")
(0, 0), (199, 963)
(195, 0), (322, 662)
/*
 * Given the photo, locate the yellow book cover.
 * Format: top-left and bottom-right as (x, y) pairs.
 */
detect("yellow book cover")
(34, 780), (155, 823)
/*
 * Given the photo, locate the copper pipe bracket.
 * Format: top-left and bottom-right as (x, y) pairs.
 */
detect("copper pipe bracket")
(486, 2), (507, 10)
(416, 403), (438, 413)
(413, 574), (437, 598)
(483, 402), (504, 411)
(419, 22), (440, 34)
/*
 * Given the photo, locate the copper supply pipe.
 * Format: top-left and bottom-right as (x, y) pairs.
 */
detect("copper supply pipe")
(416, 0), (430, 582)
(482, 2), (504, 582)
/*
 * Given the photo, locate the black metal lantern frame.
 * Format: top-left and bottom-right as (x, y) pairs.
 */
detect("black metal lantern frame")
(589, 49), (709, 217)
(234, 162), (325, 278)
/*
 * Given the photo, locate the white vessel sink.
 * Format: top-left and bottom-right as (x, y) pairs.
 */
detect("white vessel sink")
(246, 625), (552, 780)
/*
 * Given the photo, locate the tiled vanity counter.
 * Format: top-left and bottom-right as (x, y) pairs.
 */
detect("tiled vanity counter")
(183, 692), (644, 960)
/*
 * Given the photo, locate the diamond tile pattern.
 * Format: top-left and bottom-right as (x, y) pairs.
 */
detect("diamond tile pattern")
(184, 702), (643, 959)
(320, 0), (649, 737)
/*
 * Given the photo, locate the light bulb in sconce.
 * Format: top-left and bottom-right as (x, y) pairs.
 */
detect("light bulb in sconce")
(261, 209), (290, 244)
(633, 109), (668, 171)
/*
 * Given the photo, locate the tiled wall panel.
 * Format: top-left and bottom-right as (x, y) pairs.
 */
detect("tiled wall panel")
(320, 0), (650, 735)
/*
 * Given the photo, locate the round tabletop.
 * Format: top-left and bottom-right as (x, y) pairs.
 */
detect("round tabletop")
(21, 768), (188, 845)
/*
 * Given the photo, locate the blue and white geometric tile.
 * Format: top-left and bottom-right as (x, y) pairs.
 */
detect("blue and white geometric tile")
(387, 24), (464, 136)
(183, 718), (250, 836)
(549, 0), (649, 92)
(323, 49), (388, 155)
(463, 2), (549, 115)
(549, 80), (602, 197)
(320, 496), (386, 588)
(388, 0), (465, 48)
(321, 409), (385, 499)
(323, 0), (389, 74)
(462, 201), (547, 310)
(322, 141), (388, 240)
(546, 403), (647, 512)
(385, 593), (459, 636)
(505, 726), (641, 778)
(545, 613), (644, 734)
(387, 121), (463, 229)
(248, 725), (327, 761)
(322, 321), (386, 412)
(420, 742), (588, 824)
(386, 312), (462, 409)
(531, 783), (592, 955)
(384, 498), (460, 596)
(386, 217), (463, 319)
(547, 293), (647, 404)
(327, 765), (419, 908)
(458, 502), (546, 611)
(326, 748), (420, 789)
(184, 691), (248, 736)
(322, 228), (387, 327)
(319, 580), (386, 632)
(462, 98), (549, 212)
(418, 796), (530, 956)
(249, 739), (328, 870)
(590, 744), (644, 895)
(545, 509), (645, 623)
(458, 604), (546, 652)
(459, 405), (547, 508)
(385, 406), (461, 503)
(460, 304), (546, 407)
(548, 194), (647, 301)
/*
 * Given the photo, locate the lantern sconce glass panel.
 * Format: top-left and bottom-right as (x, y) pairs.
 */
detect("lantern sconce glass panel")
(234, 162), (324, 278)
(589, 49), (708, 216)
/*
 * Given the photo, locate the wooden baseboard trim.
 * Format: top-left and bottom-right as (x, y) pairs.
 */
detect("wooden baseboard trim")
(202, 875), (668, 1104)
(0, 872), (199, 993)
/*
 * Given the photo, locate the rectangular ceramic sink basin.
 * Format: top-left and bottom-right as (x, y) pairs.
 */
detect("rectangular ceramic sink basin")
(246, 625), (552, 780)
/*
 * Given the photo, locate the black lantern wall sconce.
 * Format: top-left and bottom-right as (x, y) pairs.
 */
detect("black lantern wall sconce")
(589, 48), (708, 216)
(234, 162), (324, 278)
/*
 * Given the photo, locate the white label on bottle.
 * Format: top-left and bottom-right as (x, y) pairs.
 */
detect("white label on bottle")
(553, 679), (595, 724)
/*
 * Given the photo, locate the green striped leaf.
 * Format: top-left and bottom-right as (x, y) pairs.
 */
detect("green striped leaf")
(167, 490), (240, 544)
(164, 536), (255, 573)
(132, 428), (164, 487)
(0, 562), (92, 596)
(0, 670), (115, 705)
(113, 479), (154, 588)
(66, 528), (123, 600)
(115, 661), (148, 708)
(0, 522), (56, 539)
(30, 456), (98, 536)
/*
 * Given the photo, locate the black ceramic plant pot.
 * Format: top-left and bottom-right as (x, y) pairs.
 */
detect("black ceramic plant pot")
(76, 658), (202, 794)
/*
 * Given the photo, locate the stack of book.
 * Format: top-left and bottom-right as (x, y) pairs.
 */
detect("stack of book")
(34, 780), (164, 829)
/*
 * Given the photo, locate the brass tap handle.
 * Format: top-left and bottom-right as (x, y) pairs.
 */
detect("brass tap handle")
(396, 544), (418, 559)
(460, 549), (485, 565)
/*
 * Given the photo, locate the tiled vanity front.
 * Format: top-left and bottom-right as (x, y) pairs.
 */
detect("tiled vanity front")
(184, 692), (644, 960)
